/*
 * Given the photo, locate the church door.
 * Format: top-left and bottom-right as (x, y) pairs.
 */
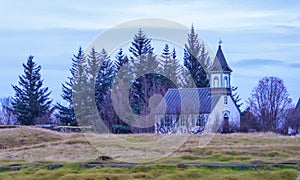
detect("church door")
(223, 113), (229, 133)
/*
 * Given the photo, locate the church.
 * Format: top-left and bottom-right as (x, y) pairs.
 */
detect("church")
(154, 43), (241, 134)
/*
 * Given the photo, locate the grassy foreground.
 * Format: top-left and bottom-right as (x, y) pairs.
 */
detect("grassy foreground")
(0, 127), (299, 179)
(0, 163), (299, 180)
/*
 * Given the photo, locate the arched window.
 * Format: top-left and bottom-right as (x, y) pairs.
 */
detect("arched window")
(196, 114), (205, 126)
(224, 76), (228, 87)
(223, 112), (229, 118)
(213, 76), (219, 87)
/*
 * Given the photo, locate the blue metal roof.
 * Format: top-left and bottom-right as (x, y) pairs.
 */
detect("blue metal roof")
(155, 88), (221, 115)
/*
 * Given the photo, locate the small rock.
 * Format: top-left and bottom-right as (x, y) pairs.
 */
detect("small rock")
(97, 156), (113, 161)
(177, 163), (186, 168)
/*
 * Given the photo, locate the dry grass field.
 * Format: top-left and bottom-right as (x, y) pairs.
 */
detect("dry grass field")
(0, 126), (299, 179)
(0, 126), (299, 163)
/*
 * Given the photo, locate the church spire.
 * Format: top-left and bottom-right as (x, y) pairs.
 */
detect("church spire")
(218, 39), (223, 47)
(210, 41), (232, 72)
(209, 41), (232, 93)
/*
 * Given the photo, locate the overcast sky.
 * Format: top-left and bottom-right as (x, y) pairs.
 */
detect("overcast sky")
(0, 0), (299, 109)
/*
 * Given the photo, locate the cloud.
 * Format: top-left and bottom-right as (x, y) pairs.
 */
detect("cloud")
(233, 58), (300, 70)
(288, 63), (300, 68)
(232, 59), (284, 67)
(0, 0), (299, 30)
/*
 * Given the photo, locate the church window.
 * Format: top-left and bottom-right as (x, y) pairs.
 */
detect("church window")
(191, 114), (195, 126)
(180, 115), (187, 127)
(224, 96), (228, 104)
(164, 115), (170, 127)
(213, 76), (219, 87)
(224, 76), (228, 87)
(196, 114), (205, 126)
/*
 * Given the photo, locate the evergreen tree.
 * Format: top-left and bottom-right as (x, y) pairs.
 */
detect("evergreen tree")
(87, 47), (101, 85)
(12, 55), (52, 125)
(113, 48), (131, 88)
(129, 28), (154, 59)
(95, 51), (113, 109)
(183, 25), (210, 88)
(110, 48), (133, 133)
(198, 41), (211, 72)
(95, 49), (114, 102)
(55, 47), (85, 126)
(127, 29), (166, 133)
(185, 25), (211, 71)
(160, 45), (182, 86)
(72, 47), (89, 126)
(186, 25), (201, 59)
(129, 28), (159, 74)
(231, 86), (243, 111)
(183, 49), (209, 88)
(180, 66), (195, 88)
(94, 48), (127, 132)
(114, 48), (128, 72)
(129, 29), (161, 116)
(86, 47), (101, 118)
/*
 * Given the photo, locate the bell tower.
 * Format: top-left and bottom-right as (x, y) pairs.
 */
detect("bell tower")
(209, 41), (232, 96)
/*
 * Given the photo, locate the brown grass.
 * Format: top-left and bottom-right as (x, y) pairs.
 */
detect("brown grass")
(0, 127), (299, 163)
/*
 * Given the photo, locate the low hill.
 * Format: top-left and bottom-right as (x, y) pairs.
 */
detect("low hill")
(0, 127), (299, 164)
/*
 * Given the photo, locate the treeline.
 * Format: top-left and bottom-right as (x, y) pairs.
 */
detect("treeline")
(0, 26), (213, 133)
(1, 25), (298, 135)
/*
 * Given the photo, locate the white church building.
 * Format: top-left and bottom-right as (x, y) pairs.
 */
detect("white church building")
(154, 44), (240, 134)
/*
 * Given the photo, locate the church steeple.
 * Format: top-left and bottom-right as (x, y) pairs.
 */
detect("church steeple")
(210, 43), (232, 72)
(209, 41), (232, 95)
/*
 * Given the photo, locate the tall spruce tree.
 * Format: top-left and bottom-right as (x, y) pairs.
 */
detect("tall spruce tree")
(129, 28), (159, 74)
(185, 25), (211, 72)
(84, 47), (102, 126)
(180, 66), (195, 88)
(12, 55), (52, 125)
(114, 48), (128, 72)
(113, 48), (131, 89)
(160, 44), (182, 86)
(55, 47), (85, 126)
(72, 47), (91, 126)
(95, 49), (114, 103)
(184, 25), (210, 88)
(127, 29), (166, 133)
(129, 28), (154, 59)
(110, 48), (134, 133)
(87, 47), (101, 85)
(129, 29), (161, 116)
(95, 48), (118, 130)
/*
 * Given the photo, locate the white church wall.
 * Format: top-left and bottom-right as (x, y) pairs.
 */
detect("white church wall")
(207, 95), (240, 132)
(226, 96), (240, 129)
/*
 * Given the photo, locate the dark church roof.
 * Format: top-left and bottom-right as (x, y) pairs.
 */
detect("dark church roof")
(155, 88), (221, 115)
(210, 45), (232, 72)
(295, 98), (300, 114)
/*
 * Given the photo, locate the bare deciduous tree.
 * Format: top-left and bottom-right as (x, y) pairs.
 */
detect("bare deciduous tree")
(249, 77), (292, 132)
(0, 97), (17, 125)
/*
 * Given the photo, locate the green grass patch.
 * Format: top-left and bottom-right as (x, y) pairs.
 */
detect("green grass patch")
(0, 162), (298, 180)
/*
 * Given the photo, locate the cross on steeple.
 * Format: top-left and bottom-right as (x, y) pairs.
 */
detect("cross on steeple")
(218, 39), (223, 46)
